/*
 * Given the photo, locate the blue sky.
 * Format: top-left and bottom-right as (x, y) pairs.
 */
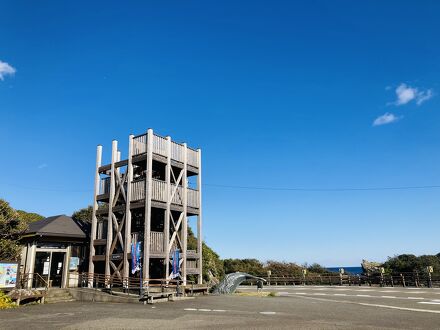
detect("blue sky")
(1, 1), (439, 266)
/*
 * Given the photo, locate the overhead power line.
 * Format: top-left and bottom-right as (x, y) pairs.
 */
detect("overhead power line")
(2, 182), (440, 193)
(203, 183), (440, 192)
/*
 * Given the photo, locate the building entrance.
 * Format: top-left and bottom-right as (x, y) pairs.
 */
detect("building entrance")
(33, 251), (66, 288)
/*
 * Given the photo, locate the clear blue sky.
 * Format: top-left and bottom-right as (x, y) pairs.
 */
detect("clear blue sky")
(1, 1), (439, 266)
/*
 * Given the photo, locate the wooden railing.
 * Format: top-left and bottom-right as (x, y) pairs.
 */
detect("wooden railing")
(171, 141), (184, 162)
(187, 260), (197, 269)
(19, 272), (49, 290)
(131, 179), (145, 201)
(70, 272), (186, 293)
(99, 177), (111, 195)
(133, 134), (147, 155)
(242, 271), (440, 288)
(153, 133), (167, 157)
(132, 133), (198, 167)
(130, 179), (199, 209)
(187, 188), (199, 208)
(150, 231), (164, 253)
(187, 147), (198, 167)
(187, 250), (198, 258)
(152, 179), (166, 202)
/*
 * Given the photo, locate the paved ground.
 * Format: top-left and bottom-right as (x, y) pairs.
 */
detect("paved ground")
(1, 285), (440, 329)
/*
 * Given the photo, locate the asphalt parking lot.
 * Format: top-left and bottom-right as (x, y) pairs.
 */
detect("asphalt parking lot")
(1, 286), (440, 329)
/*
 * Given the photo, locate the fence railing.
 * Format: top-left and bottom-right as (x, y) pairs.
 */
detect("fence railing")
(130, 179), (199, 208)
(133, 134), (147, 155)
(132, 133), (198, 167)
(187, 188), (199, 208)
(150, 231), (164, 253)
(99, 177), (111, 195)
(69, 272), (187, 296)
(19, 272), (49, 290)
(243, 272), (440, 288)
(153, 133), (167, 157)
(187, 147), (198, 167)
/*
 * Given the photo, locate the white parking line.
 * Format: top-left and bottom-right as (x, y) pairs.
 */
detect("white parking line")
(298, 295), (440, 314)
(260, 311), (277, 315)
(290, 292), (429, 301)
(418, 302), (440, 305)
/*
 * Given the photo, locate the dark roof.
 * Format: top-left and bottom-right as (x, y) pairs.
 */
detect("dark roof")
(25, 215), (87, 239)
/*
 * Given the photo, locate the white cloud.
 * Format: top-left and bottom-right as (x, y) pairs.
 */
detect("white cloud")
(37, 163), (48, 169)
(373, 113), (400, 126)
(0, 60), (16, 80)
(416, 89), (433, 105)
(393, 83), (434, 106)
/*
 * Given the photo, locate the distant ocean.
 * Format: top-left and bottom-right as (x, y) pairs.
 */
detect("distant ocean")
(326, 267), (363, 275)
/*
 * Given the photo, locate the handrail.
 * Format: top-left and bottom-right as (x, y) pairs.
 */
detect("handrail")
(20, 272), (49, 290)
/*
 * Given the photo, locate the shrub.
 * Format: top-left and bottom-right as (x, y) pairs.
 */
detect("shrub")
(0, 290), (16, 309)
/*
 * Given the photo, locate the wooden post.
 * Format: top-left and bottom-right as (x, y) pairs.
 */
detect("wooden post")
(105, 140), (117, 284)
(63, 246), (71, 288)
(197, 148), (203, 284)
(143, 129), (153, 285)
(181, 143), (188, 285)
(27, 242), (37, 289)
(164, 136), (171, 281)
(123, 135), (134, 282)
(88, 145), (102, 286)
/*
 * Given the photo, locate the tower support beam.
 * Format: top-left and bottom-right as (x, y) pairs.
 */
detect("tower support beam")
(88, 144), (102, 286)
(143, 129), (153, 284)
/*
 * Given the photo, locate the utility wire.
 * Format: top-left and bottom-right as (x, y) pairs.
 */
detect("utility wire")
(203, 183), (440, 192)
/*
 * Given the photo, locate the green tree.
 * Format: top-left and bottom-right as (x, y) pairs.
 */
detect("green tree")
(187, 227), (223, 282)
(382, 253), (440, 274)
(0, 199), (43, 261)
(16, 210), (44, 224)
(264, 260), (303, 276)
(307, 263), (331, 274)
(72, 206), (94, 223)
(223, 258), (265, 275)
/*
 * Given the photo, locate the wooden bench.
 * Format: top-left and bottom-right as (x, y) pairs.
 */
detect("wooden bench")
(9, 290), (46, 305)
(140, 291), (175, 304)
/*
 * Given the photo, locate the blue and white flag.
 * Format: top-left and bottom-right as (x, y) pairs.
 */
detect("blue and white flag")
(171, 249), (180, 279)
(131, 241), (141, 274)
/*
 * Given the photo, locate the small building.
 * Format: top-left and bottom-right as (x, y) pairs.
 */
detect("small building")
(20, 215), (88, 288)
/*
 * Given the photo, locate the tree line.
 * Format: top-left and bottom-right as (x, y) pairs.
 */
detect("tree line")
(2, 199), (438, 280)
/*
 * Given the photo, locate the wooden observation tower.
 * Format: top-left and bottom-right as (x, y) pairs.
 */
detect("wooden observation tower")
(88, 129), (203, 286)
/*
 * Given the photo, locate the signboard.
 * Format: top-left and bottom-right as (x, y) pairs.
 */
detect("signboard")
(0, 262), (18, 289)
(69, 257), (80, 271)
(43, 261), (50, 275)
